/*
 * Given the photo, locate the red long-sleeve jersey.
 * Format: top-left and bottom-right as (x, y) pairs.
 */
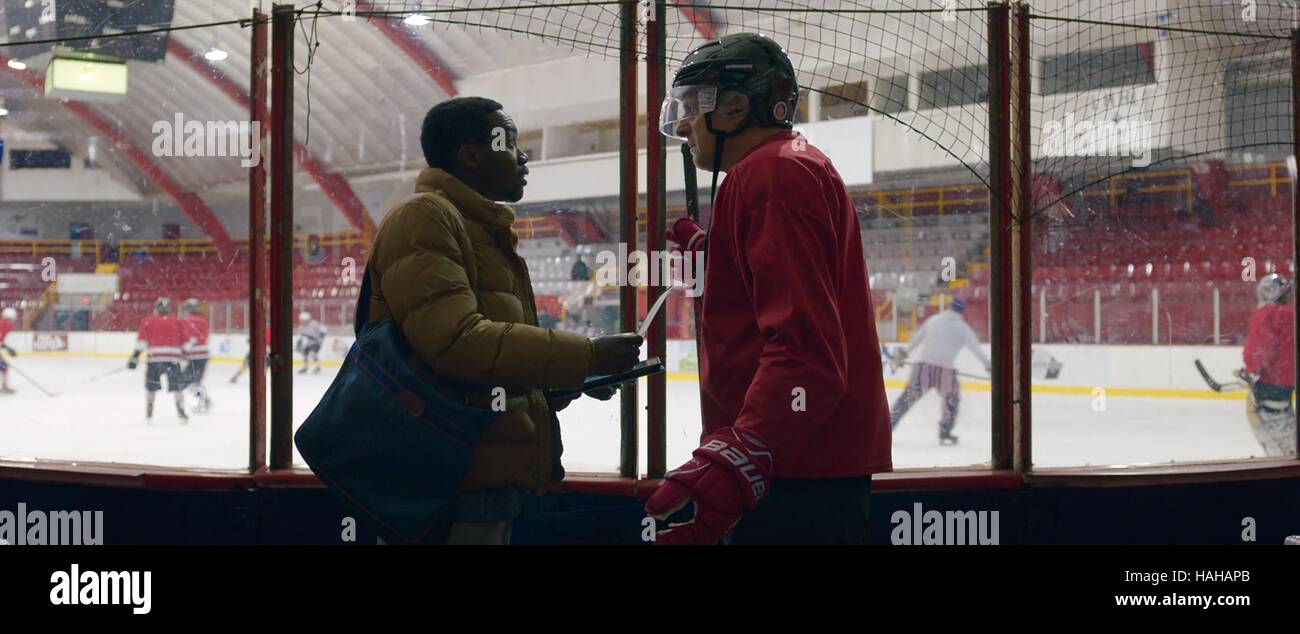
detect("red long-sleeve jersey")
(0, 318), (13, 346)
(1243, 303), (1295, 387)
(697, 130), (892, 478)
(135, 314), (187, 363)
(181, 314), (210, 360)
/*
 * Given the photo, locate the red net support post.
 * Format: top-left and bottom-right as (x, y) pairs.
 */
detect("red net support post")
(645, 0), (668, 479)
(619, 1), (640, 478)
(987, 2), (1014, 470)
(269, 4), (295, 470)
(1010, 2), (1033, 473)
(249, 6), (269, 473)
(1292, 29), (1300, 458)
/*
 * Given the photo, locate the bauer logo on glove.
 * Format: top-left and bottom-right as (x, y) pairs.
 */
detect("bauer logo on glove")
(643, 428), (773, 545)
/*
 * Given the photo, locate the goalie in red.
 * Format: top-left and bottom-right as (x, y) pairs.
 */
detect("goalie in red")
(128, 297), (189, 423)
(0, 307), (17, 394)
(645, 33), (891, 544)
(1240, 274), (1296, 457)
(180, 298), (212, 413)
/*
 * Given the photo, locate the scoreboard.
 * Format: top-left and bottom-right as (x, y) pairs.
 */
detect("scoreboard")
(3, 0), (176, 62)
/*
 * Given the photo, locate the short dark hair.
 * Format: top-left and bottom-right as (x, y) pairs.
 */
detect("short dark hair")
(420, 97), (504, 170)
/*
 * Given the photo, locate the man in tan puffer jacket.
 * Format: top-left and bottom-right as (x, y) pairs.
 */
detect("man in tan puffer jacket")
(366, 97), (642, 544)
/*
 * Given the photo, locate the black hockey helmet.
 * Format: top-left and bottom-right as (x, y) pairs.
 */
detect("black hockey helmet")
(1257, 273), (1292, 305)
(661, 32), (799, 137)
(182, 298), (200, 314)
(154, 297), (173, 315)
(660, 33), (800, 199)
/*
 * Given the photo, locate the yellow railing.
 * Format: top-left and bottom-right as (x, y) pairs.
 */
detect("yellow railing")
(116, 230), (371, 258)
(853, 160), (1294, 221)
(24, 281), (59, 330)
(0, 239), (103, 265)
(514, 215), (563, 240)
(1225, 161), (1290, 198)
(1080, 160), (1293, 209)
(118, 238), (222, 257)
(0, 161), (1289, 264)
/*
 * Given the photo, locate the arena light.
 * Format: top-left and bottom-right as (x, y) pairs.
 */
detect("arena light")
(7, 59), (26, 70)
(44, 53), (128, 103)
(403, 14), (431, 26)
(203, 47), (228, 62)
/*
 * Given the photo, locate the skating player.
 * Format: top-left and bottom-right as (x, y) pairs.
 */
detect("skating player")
(0, 307), (18, 394)
(230, 323), (271, 383)
(296, 312), (326, 374)
(1240, 273), (1296, 457)
(645, 33), (891, 544)
(888, 299), (990, 445)
(127, 298), (188, 423)
(179, 298), (212, 413)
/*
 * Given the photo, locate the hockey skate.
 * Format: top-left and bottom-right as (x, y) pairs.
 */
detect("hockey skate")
(189, 387), (211, 414)
(939, 431), (959, 446)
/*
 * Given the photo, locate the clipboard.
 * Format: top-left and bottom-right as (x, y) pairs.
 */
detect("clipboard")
(548, 357), (665, 401)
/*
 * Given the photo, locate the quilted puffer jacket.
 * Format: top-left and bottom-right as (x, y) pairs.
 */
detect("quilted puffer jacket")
(365, 168), (595, 493)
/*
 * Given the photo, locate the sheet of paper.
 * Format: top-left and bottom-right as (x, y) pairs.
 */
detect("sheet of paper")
(637, 286), (678, 338)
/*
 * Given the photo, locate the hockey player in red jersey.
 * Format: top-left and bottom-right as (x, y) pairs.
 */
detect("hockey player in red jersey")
(1240, 274), (1296, 457)
(645, 33), (891, 544)
(180, 298), (212, 413)
(0, 307), (18, 394)
(128, 297), (188, 423)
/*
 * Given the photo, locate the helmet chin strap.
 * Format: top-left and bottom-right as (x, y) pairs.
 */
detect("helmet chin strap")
(704, 110), (752, 204)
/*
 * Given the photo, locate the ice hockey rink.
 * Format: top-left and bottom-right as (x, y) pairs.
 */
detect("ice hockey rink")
(0, 349), (1270, 472)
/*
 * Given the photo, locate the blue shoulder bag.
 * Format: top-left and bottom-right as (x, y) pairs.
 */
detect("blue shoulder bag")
(294, 266), (498, 544)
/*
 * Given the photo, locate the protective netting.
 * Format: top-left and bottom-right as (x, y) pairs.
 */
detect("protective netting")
(355, 0), (995, 187)
(1028, 1), (1295, 220)
(5, 1), (1294, 207)
(354, 1), (1297, 218)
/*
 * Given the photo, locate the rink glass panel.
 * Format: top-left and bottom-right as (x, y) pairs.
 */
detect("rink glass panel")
(1030, 158), (1296, 466)
(287, 20), (628, 473)
(866, 170), (996, 469)
(0, 14), (255, 469)
(1027, 19), (1297, 467)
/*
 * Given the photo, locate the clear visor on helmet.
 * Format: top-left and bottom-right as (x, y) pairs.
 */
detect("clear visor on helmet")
(659, 84), (717, 139)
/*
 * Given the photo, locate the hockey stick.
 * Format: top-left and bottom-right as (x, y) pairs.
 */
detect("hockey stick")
(81, 365), (129, 383)
(4, 360), (61, 397)
(682, 143), (701, 227)
(882, 347), (990, 381)
(1193, 359), (1249, 392)
(681, 142), (705, 372)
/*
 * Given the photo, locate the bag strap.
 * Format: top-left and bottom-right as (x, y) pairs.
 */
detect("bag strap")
(354, 265), (373, 338)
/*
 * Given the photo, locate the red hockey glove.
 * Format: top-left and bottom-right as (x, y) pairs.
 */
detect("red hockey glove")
(666, 217), (706, 254)
(644, 427), (773, 545)
(666, 217), (707, 291)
